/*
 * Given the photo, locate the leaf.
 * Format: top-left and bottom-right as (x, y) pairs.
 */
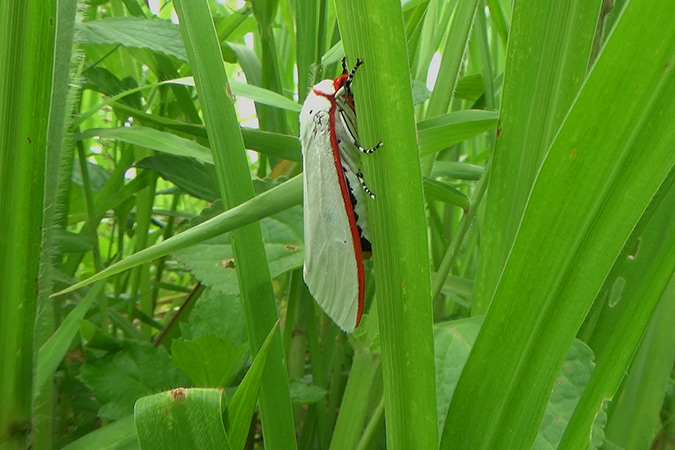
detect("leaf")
(34, 282), (104, 400)
(454, 73), (485, 102)
(173, 186), (303, 295)
(171, 336), (247, 388)
(134, 389), (231, 450)
(417, 110), (498, 156)
(443, 1), (675, 447)
(78, 17), (188, 62)
(288, 379), (328, 404)
(61, 415), (139, 450)
(434, 317), (603, 447)
(75, 126), (214, 164)
(225, 322), (279, 450)
(52, 176), (303, 297)
(180, 290), (249, 349)
(431, 161), (484, 181)
(423, 177), (469, 210)
(136, 154), (219, 201)
(79, 340), (190, 420)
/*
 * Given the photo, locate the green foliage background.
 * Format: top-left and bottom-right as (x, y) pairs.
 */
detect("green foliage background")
(1, 0), (674, 449)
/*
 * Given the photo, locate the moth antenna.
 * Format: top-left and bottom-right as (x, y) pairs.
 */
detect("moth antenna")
(341, 57), (348, 75)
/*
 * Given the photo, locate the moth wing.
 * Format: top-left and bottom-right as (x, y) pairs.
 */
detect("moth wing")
(302, 111), (360, 332)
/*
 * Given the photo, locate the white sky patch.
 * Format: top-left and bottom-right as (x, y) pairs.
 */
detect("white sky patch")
(244, 32), (254, 49)
(236, 0), (246, 8)
(426, 51), (442, 92)
(171, 8), (178, 24)
(148, 0), (160, 15)
(124, 168), (137, 179)
(247, 150), (259, 163)
(90, 145), (102, 154)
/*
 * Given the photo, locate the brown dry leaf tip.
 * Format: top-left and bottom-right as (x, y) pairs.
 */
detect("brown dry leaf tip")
(171, 388), (188, 400)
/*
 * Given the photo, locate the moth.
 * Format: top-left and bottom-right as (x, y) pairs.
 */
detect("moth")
(299, 58), (382, 332)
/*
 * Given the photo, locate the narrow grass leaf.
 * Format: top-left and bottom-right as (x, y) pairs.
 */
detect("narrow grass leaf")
(417, 110), (498, 156)
(52, 176), (302, 296)
(34, 282), (104, 399)
(473, 0), (602, 313)
(76, 126), (213, 163)
(226, 323), (279, 450)
(443, 1), (675, 448)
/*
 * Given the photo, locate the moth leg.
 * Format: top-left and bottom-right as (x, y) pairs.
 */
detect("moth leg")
(338, 140), (377, 200)
(337, 109), (383, 154)
(356, 171), (376, 199)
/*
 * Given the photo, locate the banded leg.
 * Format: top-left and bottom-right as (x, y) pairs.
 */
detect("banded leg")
(343, 58), (363, 91)
(337, 109), (383, 154)
(356, 171), (376, 199)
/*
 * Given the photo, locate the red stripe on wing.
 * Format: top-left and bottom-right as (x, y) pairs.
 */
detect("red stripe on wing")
(314, 88), (365, 329)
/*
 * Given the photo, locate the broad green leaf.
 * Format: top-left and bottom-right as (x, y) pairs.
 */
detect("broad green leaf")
(288, 379), (328, 404)
(136, 154), (218, 201)
(79, 340), (189, 420)
(434, 318), (602, 448)
(134, 388), (231, 450)
(443, 1), (675, 448)
(171, 336), (246, 387)
(78, 17), (187, 62)
(417, 110), (498, 156)
(180, 290), (249, 349)
(173, 201), (303, 295)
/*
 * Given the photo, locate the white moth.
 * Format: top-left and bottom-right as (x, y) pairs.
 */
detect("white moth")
(300, 58), (382, 333)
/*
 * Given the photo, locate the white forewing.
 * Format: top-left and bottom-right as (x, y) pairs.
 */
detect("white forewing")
(300, 86), (360, 332)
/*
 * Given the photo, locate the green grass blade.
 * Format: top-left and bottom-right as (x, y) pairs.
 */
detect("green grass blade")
(35, 282), (104, 400)
(442, 1), (675, 448)
(0, 0), (55, 446)
(52, 176), (302, 296)
(226, 322), (279, 450)
(417, 110), (498, 156)
(472, 0), (601, 314)
(172, 2), (297, 448)
(560, 174), (675, 449)
(61, 415), (138, 450)
(335, 1), (438, 449)
(424, 0), (479, 118)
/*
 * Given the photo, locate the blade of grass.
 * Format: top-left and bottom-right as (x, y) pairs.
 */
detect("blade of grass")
(560, 173), (675, 449)
(335, 1), (438, 449)
(472, 0), (602, 314)
(53, 175), (301, 296)
(442, 1), (675, 447)
(32, 0), (79, 447)
(424, 0), (479, 118)
(0, 0), (56, 446)
(172, 2), (297, 448)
